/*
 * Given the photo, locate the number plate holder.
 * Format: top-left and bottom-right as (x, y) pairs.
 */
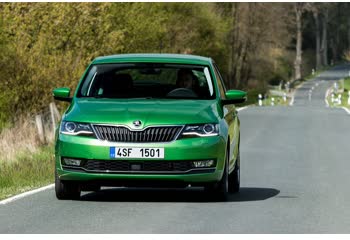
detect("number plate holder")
(110, 147), (165, 159)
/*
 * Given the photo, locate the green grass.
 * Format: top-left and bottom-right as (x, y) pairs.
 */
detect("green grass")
(236, 88), (291, 107)
(236, 88), (262, 107)
(327, 77), (350, 108)
(0, 145), (54, 200)
(262, 95), (290, 106)
(343, 77), (350, 90)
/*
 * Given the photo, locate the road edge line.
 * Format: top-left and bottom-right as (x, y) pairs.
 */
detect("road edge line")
(0, 184), (54, 205)
(289, 95), (294, 106)
(341, 106), (350, 115)
(325, 87), (332, 107)
(237, 106), (248, 112)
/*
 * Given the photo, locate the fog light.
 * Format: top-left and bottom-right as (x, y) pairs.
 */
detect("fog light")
(63, 158), (81, 166)
(192, 160), (215, 168)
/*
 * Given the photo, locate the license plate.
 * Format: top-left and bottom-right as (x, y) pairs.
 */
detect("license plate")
(110, 147), (164, 159)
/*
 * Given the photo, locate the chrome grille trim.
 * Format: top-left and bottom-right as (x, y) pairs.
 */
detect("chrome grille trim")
(92, 124), (184, 143)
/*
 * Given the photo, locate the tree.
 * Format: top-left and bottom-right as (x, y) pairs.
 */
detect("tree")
(294, 3), (305, 80)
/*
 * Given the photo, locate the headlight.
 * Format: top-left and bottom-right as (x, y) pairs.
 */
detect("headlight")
(60, 121), (94, 136)
(181, 123), (219, 137)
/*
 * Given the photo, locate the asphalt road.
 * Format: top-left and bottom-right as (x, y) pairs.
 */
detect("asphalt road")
(1, 65), (350, 233)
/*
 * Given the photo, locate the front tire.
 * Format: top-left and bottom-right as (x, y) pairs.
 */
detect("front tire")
(55, 170), (81, 200)
(204, 149), (229, 201)
(228, 151), (240, 193)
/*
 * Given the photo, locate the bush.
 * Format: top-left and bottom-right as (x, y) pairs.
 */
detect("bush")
(268, 74), (285, 86)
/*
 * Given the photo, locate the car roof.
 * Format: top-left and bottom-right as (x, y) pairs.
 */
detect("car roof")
(92, 53), (213, 65)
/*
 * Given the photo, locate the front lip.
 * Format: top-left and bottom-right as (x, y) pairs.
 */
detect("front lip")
(62, 165), (216, 175)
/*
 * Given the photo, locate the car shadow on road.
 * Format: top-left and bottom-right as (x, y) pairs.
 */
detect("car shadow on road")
(79, 187), (280, 203)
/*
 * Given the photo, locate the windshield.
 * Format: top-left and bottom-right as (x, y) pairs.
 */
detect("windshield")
(78, 63), (215, 100)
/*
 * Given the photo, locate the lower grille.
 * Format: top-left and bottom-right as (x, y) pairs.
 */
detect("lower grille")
(62, 159), (217, 174)
(83, 160), (193, 172)
(93, 125), (183, 142)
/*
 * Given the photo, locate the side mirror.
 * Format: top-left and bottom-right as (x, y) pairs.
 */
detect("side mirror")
(53, 87), (72, 102)
(222, 90), (247, 105)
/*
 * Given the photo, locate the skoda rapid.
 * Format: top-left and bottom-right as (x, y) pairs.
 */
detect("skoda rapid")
(53, 54), (246, 200)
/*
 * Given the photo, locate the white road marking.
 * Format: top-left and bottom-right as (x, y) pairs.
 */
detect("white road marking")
(308, 90), (312, 101)
(289, 95), (294, 106)
(0, 184), (54, 205)
(325, 87), (332, 107)
(341, 107), (350, 115)
(237, 106), (248, 112)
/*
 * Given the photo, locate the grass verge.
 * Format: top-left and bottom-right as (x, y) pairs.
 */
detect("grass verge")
(326, 77), (350, 108)
(0, 145), (54, 200)
(237, 88), (291, 107)
(262, 95), (290, 106)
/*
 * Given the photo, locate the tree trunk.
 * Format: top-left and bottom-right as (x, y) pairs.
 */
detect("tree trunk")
(294, 4), (303, 80)
(313, 11), (322, 70)
(321, 9), (328, 66)
(330, 38), (337, 64)
(348, 16), (350, 50)
(227, 3), (237, 90)
(331, 3), (341, 62)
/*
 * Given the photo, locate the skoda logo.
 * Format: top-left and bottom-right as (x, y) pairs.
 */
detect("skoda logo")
(133, 120), (142, 128)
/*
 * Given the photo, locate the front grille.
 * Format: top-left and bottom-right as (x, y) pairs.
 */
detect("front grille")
(93, 125), (183, 142)
(84, 160), (193, 172)
(85, 160), (130, 171)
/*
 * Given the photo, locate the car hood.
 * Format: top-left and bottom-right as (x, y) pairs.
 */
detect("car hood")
(64, 98), (221, 128)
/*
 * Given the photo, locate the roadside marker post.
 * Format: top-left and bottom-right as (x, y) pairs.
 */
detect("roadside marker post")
(308, 90), (312, 101)
(338, 94), (342, 105)
(348, 91), (350, 105)
(312, 69), (315, 75)
(331, 93), (335, 103)
(271, 97), (275, 106)
(258, 94), (262, 106)
(283, 93), (287, 102)
(334, 82), (338, 92)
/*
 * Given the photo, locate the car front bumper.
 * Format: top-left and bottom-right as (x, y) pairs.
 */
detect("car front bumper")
(55, 134), (226, 185)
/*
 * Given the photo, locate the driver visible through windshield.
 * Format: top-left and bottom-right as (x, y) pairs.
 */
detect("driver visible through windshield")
(78, 63), (215, 100)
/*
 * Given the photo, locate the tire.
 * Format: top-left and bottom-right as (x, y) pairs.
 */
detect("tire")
(55, 170), (81, 200)
(204, 148), (229, 201)
(228, 150), (240, 193)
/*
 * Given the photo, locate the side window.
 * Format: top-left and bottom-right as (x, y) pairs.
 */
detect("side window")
(213, 64), (226, 99)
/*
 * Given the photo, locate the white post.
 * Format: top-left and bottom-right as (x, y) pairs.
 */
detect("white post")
(283, 93), (287, 102)
(258, 94), (262, 106)
(308, 90), (312, 101)
(348, 91), (350, 106)
(334, 82), (338, 92)
(271, 97), (275, 106)
(35, 115), (45, 144)
(51, 102), (60, 121)
(312, 69), (315, 75)
(338, 94), (342, 105)
(331, 93), (335, 103)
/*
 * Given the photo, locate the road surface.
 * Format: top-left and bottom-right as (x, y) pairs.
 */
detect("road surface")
(1, 64), (350, 233)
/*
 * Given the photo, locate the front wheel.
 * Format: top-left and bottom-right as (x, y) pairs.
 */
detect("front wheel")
(204, 150), (229, 201)
(228, 151), (240, 193)
(55, 170), (81, 200)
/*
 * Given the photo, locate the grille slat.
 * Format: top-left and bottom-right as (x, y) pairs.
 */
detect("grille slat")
(83, 160), (193, 172)
(93, 125), (182, 143)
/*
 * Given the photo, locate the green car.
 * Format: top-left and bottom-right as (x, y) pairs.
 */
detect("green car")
(53, 54), (246, 200)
